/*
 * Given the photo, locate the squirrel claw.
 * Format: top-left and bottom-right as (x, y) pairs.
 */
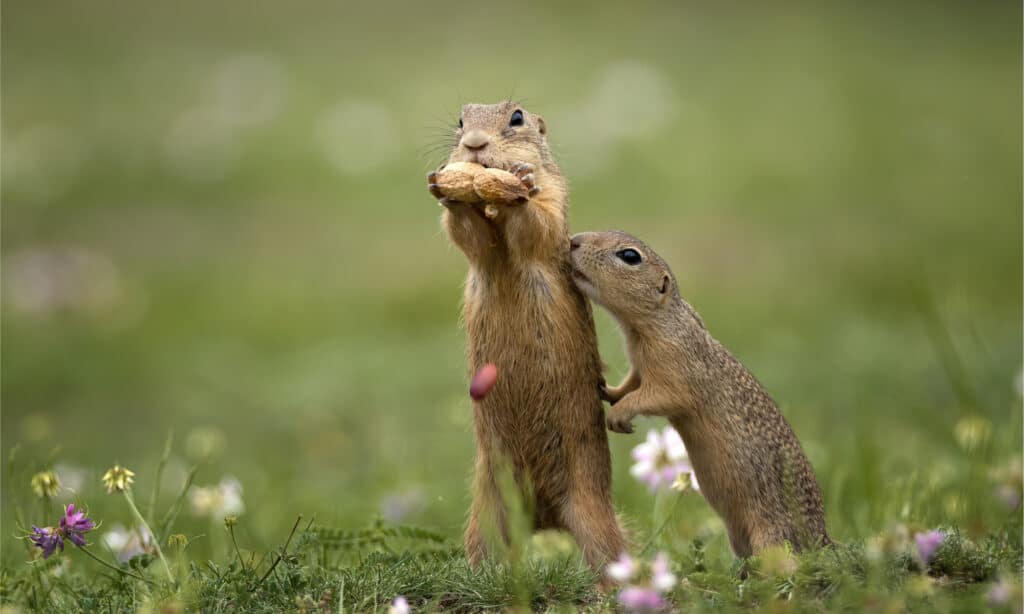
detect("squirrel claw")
(607, 415), (635, 434)
(510, 164), (541, 202)
(512, 162), (535, 177)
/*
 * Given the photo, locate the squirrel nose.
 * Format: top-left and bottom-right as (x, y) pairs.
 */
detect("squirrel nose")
(570, 235), (582, 251)
(461, 130), (489, 151)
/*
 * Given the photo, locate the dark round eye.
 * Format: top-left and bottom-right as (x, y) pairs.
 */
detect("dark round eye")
(458, 118), (463, 129)
(616, 249), (642, 265)
(509, 110), (524, 127)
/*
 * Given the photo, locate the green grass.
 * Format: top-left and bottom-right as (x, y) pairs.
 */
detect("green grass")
(2, 0), (1022, 611)
(2, 513), (1021, 611)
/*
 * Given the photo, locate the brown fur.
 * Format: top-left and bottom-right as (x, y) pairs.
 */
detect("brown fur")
(570, 230), (831, 557)
(426, 103), (626, 571)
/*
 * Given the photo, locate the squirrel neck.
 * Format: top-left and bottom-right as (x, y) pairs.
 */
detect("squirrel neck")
(624, 299), (698, 346)
(623, 303), (721, 400)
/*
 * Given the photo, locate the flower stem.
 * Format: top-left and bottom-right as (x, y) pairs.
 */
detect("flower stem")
(228, 525), (247, 573)
(641, 490), (684, 555)
(147, 432), (174, 525)
(123, 490), (175, 584)
(250, 515), (303, 591)
(78, 546), (155, 585)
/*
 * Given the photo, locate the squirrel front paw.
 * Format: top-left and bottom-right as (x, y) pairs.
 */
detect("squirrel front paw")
(606, 412), (635, 434)
(510, 162), (542, 200)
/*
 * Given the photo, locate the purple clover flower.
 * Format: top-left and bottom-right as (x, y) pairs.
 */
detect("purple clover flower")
(914, 530), (944, 564)
(27, 504), (96, 558)
(60, 504), (96, 547)
(29, 526), (64, 559)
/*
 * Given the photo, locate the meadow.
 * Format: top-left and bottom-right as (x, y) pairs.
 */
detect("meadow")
(2, 1), (1021, 611)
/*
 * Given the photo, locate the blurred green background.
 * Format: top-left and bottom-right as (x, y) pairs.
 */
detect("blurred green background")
(2, 0), (1021, 563)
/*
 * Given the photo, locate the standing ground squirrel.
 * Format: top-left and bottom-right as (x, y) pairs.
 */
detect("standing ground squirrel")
(569, 230), (830, 557)
(426, 103), (627, 571)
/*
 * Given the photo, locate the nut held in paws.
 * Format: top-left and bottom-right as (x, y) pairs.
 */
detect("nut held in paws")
(470, 363), (498, 400)
(434, 161), (485, 203)
(473, 168), (529, 203)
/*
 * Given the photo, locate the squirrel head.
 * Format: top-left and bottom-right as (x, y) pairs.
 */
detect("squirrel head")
(446, 102), (552, 173)
(570, 231), (681, 322)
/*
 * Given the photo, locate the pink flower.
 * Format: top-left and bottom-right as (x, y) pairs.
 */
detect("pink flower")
(914, 530), (944, 564)
(618, 587), (667, 612)
(610, 552), (676, 612)
(996, 484), (1021, 511)
(987, 578), (1013, 605)
(630, 427), (694, 492)
(606, 552), (637, 582)
(650, 552), (677, 591)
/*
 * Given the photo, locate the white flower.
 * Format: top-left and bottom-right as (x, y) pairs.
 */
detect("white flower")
(189, 476), (245, 519)
(631, 427), (694, 491)
(606, 552), (637, 582)
(102, 524), (154, 563)
(650, 552), (677, 592)
(388, 596), (410, 614)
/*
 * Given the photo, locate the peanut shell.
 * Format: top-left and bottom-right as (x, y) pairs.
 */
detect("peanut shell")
(434, 161), (486, 203)
(473, 168), (528, 204)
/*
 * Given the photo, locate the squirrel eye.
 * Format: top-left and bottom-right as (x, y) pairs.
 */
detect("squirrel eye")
(616, 249), (642, 265)
(509, 110), (524, 127)
(458, 118), (463, 129)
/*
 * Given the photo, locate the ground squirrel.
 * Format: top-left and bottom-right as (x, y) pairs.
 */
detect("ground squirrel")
(569, 230), (830, 557)
(426, 103), (627, 571)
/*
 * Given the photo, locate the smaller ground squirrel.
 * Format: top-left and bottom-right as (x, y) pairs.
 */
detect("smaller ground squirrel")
(569, 230), (831, 557)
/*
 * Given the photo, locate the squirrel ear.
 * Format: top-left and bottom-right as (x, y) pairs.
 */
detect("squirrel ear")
(537, 116), (547, 135)
(658, 275), (670, 294)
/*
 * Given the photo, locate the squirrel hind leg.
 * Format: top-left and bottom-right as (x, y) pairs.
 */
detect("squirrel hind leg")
(558, 490), (628, 574)
(727, 524), (754, 559)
